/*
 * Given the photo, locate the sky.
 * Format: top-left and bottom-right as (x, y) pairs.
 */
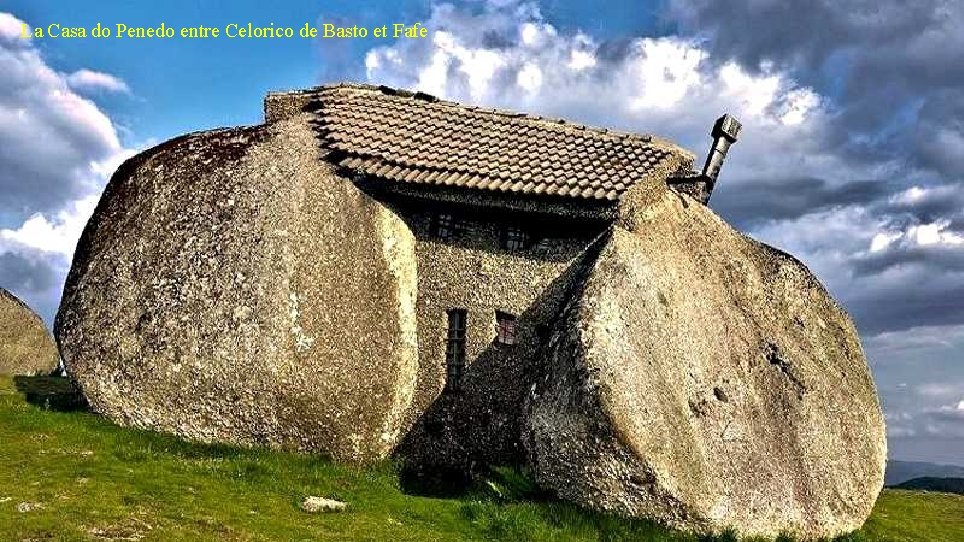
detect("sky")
(1, 0), (962, 465)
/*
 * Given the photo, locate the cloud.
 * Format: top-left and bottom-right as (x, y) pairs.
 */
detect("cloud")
(0, 195), (101, 255)
(357, 0), (964, 463)
(0, 12), (132, 324)
(66, 69), (130, 94)
(0, 12), (25, 41)
(0, 14), (126, 219)
(364, 1), (829, 154)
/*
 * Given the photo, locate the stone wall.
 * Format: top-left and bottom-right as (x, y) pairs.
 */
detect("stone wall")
(264, 90), (319, 124)
(383, 197), (608, 474)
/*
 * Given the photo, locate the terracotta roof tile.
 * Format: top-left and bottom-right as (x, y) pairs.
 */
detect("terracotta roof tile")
(301, 84), (693, 202)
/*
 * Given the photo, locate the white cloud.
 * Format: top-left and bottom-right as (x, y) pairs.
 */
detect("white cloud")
(516, 62), (542, 93)
(66, 69), (130, 94)
(364, 1), (829, 160)
(0, 12), (133, 324)
(0, 12), (26, 41)
(1, 195), (99, 255)
(358, 0), (964, 464)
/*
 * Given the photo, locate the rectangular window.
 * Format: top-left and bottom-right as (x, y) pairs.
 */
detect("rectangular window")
(445, 308), (467, 392)
(501, 225), (529, 250)
(495, 311), (517, 345)
(431, 213), (458, 241)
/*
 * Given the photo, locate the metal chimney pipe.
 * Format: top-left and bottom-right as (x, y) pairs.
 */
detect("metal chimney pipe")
(701, 113), (742, 186)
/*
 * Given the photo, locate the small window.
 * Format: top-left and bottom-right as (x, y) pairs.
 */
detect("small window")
(445, 309), (467, 392)
(431, 213), (460, 241)
(501, 225), (529, 250)
(495, 311), (517, 345)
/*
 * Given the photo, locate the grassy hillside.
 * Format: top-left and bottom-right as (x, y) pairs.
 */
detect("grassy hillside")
(1, 376), (961, 542)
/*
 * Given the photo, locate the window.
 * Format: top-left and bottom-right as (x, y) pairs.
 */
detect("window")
(445, 309), (467, 392)
(495, 311), (517, 345)
(501, 225), (529, 250)
(431, 213), (459, 241)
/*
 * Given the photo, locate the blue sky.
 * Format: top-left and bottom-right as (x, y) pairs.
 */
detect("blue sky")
(8, 0), (669, 141)
(1, 0), (964, 465)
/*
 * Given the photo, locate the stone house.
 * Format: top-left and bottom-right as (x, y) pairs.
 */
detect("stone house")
(264, 84), (737, 475)
(57, 83), (884, 538)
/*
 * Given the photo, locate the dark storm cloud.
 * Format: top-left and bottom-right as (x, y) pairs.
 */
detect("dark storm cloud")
(0, 251), (58, 293)
(670, 0), (964, 176)
(668, 0), (954, 78)
(853, 246), (964, 277)
(0, 249), (65, 324)
(845, 273), (964, 335)
(712, 178), (893, 228)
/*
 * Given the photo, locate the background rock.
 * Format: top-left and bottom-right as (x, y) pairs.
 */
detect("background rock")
(525, 184), (887, 539)
(56, 116), (419, 462)
(0, 287), (59, 375)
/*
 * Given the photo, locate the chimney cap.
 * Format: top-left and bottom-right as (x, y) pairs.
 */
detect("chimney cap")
(711, 113), (741, 142)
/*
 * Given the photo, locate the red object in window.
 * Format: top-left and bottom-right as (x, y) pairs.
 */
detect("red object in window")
(496, 311), (517, 345)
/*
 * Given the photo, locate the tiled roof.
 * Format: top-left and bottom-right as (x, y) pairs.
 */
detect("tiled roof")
(299, 84), (693, 202)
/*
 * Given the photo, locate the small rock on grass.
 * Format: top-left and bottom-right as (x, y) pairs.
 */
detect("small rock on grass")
(17, 502), (44, 513)
(300, 496), (348, 513)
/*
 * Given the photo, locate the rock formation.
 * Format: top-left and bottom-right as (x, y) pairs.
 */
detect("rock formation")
(55, 84), (886, 538)
(524, 184), (887, 539)
(0, 288), (60, 375)
(56, 118), (419, 462)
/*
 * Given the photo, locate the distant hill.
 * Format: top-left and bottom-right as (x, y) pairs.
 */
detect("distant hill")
(886, 460), (964, 486)
(895, 477), (964, 495)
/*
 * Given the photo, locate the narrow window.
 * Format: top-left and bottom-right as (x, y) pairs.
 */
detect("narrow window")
(431, 213), (457, 241)
(501, 225), (529, 250)
(495, 311), (517, 345)
(445, 308), (467, 392)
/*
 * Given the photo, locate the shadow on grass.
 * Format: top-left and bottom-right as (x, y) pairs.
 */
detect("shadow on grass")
(399, 462), (475, 498)
(13, 375), (89, 412)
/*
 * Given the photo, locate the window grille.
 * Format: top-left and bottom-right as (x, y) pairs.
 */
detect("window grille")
(445, 308), (467, 392)
(501, 225), (529, 250)
(431, 213), (458, 241)
(495, 311), (517, 345)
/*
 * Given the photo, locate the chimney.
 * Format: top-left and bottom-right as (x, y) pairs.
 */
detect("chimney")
(699, 113), (741, 202)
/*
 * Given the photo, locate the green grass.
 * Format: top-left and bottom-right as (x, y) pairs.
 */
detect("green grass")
(0, 376), (961, 541)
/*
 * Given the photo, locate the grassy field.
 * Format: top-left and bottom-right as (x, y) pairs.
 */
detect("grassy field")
(1, 376), (961, 542)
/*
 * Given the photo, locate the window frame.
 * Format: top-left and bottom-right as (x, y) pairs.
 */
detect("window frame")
(500, 224), (530, 250)
(445, 308), (468, 393)
(495, 311), (518, 346)
(430, 212), (460, 242)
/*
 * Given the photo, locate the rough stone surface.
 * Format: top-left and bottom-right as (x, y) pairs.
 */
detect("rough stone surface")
(57, 84), (885, 537)
(56, 116), (419, 462)
(0, 288), (59, 375)
(387, 200), (607, 475)
(525, 182), (887, 539)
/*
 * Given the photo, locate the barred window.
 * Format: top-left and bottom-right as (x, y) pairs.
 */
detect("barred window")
(445, 308), (467, 392)
(501, 225), (529, 250)
(431, 213), (458, 241)
(495, 311), (517, 345)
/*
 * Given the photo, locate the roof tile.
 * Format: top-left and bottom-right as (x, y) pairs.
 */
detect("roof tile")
(303, 84), (690, 202)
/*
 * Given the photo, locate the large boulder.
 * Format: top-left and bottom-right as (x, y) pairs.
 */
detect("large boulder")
(0, 288), (59, 375)
(525, 184), (886, 539)
(56, 116), (419, 462)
